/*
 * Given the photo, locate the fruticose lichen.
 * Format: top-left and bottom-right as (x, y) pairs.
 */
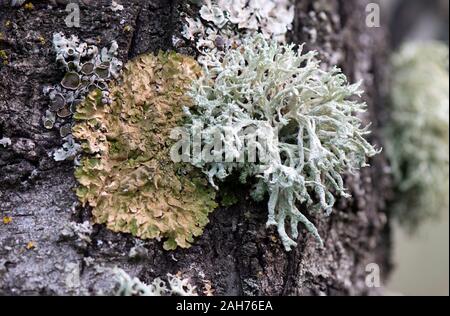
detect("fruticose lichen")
(44, 33), (122, 161)
(182, 0), (294, 68)
(185, 35), (379, 251)
(73, 52), (217, 250)
(113, 268), (197, 296)
(386, 41), (449, 227)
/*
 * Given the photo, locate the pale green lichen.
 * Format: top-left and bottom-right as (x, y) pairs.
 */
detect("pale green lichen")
(185, 35), (379, 251)
(113, 268), (197, 296)
(73, 52), (217, 250)
(182, 0), (294, 69)
(386, 41), (449, 227)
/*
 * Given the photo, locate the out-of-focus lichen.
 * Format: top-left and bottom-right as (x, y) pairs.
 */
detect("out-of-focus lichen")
(73, 52), (217, 250)
(113, 268), (197, 296)
(44, 33), (122, 161)
(185, 35), (379, 251)
(0, 50), (8, 65)
(386, 41), (449, 228)
(182, 0), (294, 69)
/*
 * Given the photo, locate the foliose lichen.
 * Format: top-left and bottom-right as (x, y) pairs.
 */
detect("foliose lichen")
(113, 268), (197, 296)
(182, 0), (294, 69)
(185, 35), (379, 251)
(386, 41), (449, 227)
(44, 33), (122, 161)
(73, 52), (217, 250)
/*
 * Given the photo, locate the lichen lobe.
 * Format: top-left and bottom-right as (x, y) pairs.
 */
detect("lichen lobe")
(73, 52), (217, 250)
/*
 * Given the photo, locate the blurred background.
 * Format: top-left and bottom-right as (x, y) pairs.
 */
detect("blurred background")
(381, 0), (449, 296)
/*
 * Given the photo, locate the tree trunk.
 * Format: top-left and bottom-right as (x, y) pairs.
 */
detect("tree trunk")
(0, 0), (391, 296)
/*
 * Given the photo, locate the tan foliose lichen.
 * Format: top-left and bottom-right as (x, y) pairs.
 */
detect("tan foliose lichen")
(386, 42), (449, 228)
(73, 52), (217, 250)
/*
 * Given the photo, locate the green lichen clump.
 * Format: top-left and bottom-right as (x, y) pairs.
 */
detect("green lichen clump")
(186, 35), (379, 251)
(73, 52), (217, 250)
(386, 42), (449, 227)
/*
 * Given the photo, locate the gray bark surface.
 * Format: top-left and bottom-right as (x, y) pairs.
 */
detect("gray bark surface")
(0, 0), (391, 296)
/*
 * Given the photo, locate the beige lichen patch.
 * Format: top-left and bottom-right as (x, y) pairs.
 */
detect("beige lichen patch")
(73, 52), (217, 250)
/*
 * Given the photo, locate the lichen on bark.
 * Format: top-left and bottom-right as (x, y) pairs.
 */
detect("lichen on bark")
(386, 41), (449, 227)
(185, 34), (379, 251)
(73, 52), (217, 250)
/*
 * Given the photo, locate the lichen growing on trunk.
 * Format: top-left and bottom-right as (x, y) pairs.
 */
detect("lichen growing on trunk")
(185, 35), (379, 251)
(182, 0), (294, 69)
(386, 41), (449, 227)
(73, 52), (217, 250)
(113, 268), (198, 296)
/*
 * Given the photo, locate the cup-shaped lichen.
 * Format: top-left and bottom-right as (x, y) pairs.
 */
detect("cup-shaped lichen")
(185, 35), (379, 251)
(73, 52), (217, 250)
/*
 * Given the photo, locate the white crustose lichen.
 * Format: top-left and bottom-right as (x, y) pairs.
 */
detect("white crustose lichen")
(113, 268), (197, 296)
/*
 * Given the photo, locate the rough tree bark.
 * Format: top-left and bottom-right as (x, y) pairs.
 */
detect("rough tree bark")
(0, 0), (391, 296)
